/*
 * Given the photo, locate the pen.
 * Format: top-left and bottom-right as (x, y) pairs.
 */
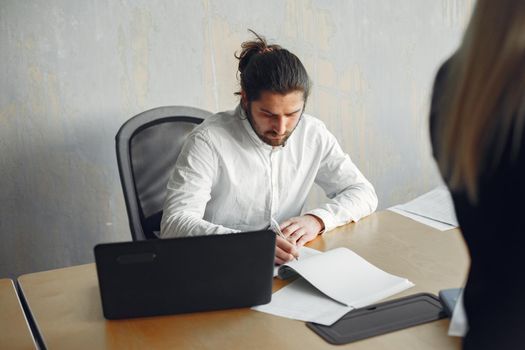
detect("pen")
(270, 218), (299, 261)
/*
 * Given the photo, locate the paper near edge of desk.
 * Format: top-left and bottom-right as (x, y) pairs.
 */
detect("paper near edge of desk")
(388, 186), (459, 231)
(254, 247), (414, 326)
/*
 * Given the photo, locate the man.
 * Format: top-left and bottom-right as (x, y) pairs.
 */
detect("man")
(160, 32), (378, 265)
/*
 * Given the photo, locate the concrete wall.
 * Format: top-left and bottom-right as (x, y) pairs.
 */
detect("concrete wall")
(0, 0), (473, 278)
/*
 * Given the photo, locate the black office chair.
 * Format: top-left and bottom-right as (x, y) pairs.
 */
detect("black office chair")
(116, 106), (213, 241)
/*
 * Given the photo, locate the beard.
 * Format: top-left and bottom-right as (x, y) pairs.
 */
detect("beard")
(258, 129), (293, 147)
(244, 102), (300, 147)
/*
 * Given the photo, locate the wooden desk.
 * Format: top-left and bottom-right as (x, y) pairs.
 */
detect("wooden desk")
(18, 211), (469, 349)
(0, 279), (37, 350)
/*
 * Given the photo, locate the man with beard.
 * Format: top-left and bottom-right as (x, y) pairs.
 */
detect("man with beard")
(160, 32), (377, 265)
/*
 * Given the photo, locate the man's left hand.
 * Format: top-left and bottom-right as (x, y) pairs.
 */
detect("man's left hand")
(280, 214), (324, 246)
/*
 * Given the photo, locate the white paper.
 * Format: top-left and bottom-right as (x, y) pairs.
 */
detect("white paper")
(273, 246), (321, 277)
(388, 207), (456, 231)
(255, 247), (414, 325)
(389, 186), (459, 230)
(252, 278), (353, 326)
(279, 247), (414, 307)
(396, 186), (458, 226)
(448, 289), (469, 337)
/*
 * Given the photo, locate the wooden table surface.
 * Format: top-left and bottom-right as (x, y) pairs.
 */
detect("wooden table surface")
(18, 211), (469, 349)
(0, 279), (37, 350)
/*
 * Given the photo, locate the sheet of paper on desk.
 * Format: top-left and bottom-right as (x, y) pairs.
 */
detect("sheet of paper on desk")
(388, 186), (459, 231)
(254, 247), (414, 326)
(253, 278), (353, 325)
(389, 207), (456, 231)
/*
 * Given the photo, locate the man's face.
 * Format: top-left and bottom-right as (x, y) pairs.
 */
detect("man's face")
(244, 90), (305, 147)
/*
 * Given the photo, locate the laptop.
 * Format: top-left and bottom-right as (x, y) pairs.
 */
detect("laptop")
(94, 230), (275, 319)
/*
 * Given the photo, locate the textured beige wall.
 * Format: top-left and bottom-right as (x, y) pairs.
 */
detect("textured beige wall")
(0, 0), (473, 278)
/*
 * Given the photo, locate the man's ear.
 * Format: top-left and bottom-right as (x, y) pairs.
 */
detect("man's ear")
(240, 91), (248, 109)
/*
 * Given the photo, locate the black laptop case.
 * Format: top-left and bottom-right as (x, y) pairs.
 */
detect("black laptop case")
(94, 230), (275, 319)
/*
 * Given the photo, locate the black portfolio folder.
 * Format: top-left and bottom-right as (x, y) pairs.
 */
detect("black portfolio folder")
(307, 293), (446, 345)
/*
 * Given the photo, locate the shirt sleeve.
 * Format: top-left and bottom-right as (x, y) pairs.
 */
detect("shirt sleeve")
(159, 129), (239, 238)
(304, 127), (378, 232)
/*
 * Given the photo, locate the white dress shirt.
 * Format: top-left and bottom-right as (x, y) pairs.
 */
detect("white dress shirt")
(160, 105), (377, 238)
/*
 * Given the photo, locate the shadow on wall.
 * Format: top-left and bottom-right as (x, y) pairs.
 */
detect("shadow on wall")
(0, 118), (131, 279)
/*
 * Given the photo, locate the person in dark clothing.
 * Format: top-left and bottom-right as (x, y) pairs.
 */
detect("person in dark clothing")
(429, 1), (525, 348)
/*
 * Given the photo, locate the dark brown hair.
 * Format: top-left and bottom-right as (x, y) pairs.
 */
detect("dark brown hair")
(235, 30), (311, 103)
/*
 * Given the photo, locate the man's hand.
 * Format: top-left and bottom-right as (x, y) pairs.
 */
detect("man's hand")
(280, 214), (324, 246)
(275, 235), (299, 265)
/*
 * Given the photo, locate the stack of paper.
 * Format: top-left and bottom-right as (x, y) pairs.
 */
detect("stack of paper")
(389, 186), (459, 231)
(253, 247), (414, 326)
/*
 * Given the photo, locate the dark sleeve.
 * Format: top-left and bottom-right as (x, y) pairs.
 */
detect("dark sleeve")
(429, 58), (453, 162)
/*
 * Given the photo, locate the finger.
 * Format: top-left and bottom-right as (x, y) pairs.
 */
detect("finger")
(281, 223), (301, 238)
(279, 218), (294, 230)
(275, 237), (299, 262)
(291, 245), (300, 259)
(275, 250), (296, 265)
(288, 228), (306, 243)
(275, 256), (286, 265)
(276, 235), (300, 259)
(280, 217), (301, 233)
(275, 243), (296, 262)
(297, 233), (314, 247)
(276, 235), (294, 249)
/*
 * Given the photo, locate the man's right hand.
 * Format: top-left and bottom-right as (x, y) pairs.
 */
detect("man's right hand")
(274, 235), (299, 265)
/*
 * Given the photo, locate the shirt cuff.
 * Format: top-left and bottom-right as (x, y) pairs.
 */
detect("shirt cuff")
(304, 209), (335, 233)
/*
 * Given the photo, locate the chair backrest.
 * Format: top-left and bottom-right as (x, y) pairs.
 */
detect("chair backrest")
(116, 106), (213, 241)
